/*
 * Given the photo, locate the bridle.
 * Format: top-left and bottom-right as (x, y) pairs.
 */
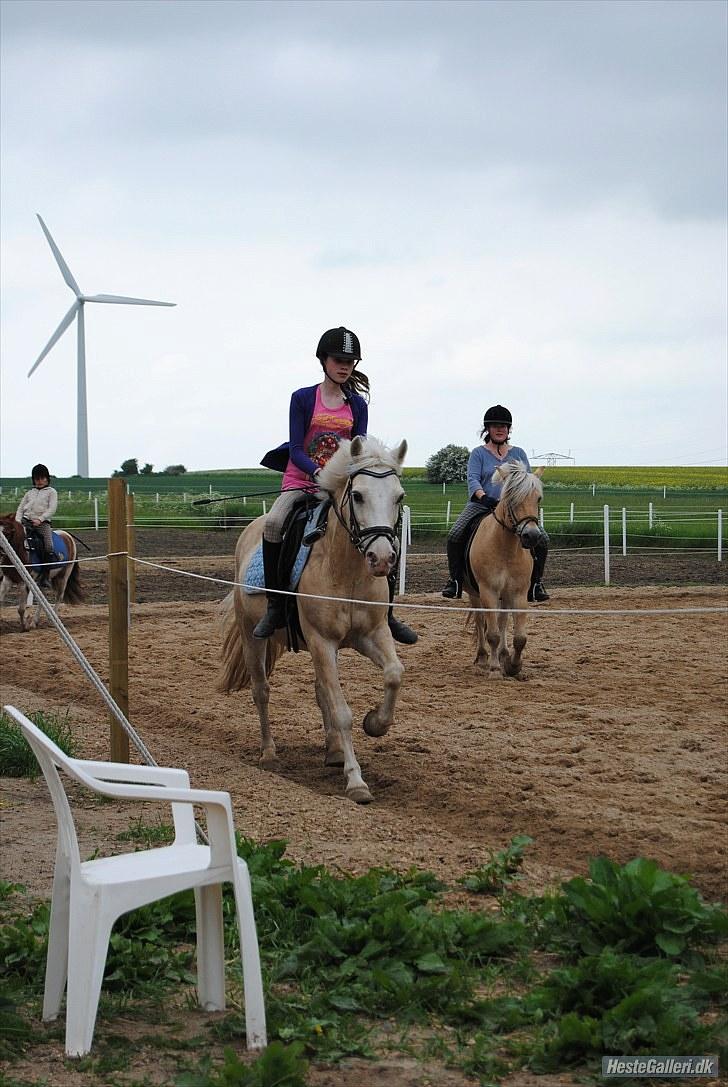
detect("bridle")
(327, 467), (401, 556)
(492, 494), (542, 544)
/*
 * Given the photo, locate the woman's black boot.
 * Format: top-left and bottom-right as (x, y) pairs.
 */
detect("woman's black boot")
(441, 538), (464, 598)
(528, 539), (550, 603)
(387, 574), (418, 644)
(253, 539), (287, 638)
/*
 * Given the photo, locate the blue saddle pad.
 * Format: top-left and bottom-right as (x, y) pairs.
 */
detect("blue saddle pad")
(243, 505), (322, 595)
(29, 531), (68, 568)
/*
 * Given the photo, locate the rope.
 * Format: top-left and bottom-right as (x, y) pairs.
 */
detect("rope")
(127, 555), (728, 616)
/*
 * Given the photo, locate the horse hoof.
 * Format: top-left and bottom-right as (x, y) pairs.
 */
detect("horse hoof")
(324, 749), (345, 767)
(362, 710), (389, 737)
(259, 751), (277, 770)
(346, 784), (373, 804)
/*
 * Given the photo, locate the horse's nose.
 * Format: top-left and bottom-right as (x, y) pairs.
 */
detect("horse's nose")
(366, 547), (396, 574)
(521, 525), (541, 549)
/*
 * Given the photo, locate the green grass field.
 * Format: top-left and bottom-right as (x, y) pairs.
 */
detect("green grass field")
(2, 467), (726, 548)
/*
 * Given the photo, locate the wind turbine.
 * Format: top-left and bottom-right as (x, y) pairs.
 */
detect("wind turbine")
(29, 214), (175, 477)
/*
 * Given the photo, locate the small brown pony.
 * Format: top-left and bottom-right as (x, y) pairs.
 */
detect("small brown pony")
(466, 461), (545, 677)
(219, 435), (408, 804)
(0, 514), (83, 631)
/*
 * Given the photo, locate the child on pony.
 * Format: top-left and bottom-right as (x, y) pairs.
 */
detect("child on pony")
(256, 326), (418, 645)
(15, 463), (60, 589)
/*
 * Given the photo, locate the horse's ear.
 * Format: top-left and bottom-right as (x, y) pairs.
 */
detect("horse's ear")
(350, 435), (365, 457)
(533, 466), (545, 478)
(493, 464), (508, 483)
(394, 439), (407, 465)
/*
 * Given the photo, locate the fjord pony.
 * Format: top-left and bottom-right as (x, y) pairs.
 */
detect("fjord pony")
(219, 436), (407, 804)
(467, 462), (544, 677)
(0, 514), (83, 631)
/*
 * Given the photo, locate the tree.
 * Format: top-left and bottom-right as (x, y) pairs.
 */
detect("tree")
(140, 463), (154, 475)
(115, 458), (139, 476)
(162, 464), (187, 475)
(425, 444), (469, 484)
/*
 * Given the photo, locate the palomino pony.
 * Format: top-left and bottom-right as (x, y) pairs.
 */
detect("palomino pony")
(0, 514), (83, 631)
(466, 461), (545, 678)
(219, 435), (408, 804)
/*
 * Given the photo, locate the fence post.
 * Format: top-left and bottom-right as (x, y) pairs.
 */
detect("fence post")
(446, 500), (451, 527)
(262, 499), (267, 516)
(663, 486), (666, 499)
(108, 477), (129, 762)
(398, 505), (410, 596)
(126, 492), (136, 609)
(539, 507), (544, 528)
(603, 504), (610, 586)
(94, 496), (99, 531)
(570, 501), (574, 523)
(719, 510), (723, 562)
(592, 483), (595, 497)
(649, 501), (653, 529)
(442, 482), (445, 495)
(622, 507), (627, 557)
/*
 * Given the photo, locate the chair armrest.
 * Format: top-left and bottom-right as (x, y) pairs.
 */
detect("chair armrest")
(71, 760), (191, 789)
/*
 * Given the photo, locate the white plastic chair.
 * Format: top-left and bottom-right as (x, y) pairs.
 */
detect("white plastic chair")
(4, 704), (267, 1057)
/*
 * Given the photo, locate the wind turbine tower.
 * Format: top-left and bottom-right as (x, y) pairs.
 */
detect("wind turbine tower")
(29, 214), (175, 477)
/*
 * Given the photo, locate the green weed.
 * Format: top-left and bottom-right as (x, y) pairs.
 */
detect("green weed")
(460, 835), (533, 894)
(0, 709), (75, 778)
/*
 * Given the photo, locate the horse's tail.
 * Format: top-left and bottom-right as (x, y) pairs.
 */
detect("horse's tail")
(63, 561), (84, 605)
(218, 590), (282, 692)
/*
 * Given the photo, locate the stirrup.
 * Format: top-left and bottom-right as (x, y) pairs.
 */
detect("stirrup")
(441, 578), (462, 599)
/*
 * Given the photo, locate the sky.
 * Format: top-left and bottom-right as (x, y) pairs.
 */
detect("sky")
(1, 0), (726, 477)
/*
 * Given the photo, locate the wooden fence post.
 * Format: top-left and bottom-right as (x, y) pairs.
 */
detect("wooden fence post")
(108, 477), (129, 762)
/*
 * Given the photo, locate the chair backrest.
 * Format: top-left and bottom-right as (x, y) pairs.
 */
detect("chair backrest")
(4, 705), (82, 872)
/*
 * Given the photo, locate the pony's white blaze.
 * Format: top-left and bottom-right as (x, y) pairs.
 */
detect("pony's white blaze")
(219, 435), (408, 805)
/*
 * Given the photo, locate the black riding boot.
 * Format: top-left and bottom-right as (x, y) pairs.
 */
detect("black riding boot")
(528, 539), (550, 603)
(387, 574), (418, 645)
(441, 537), (465, 598)
(253, 539), (287, 638)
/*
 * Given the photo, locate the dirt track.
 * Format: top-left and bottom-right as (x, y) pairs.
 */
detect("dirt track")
(1, 530), (726, 904)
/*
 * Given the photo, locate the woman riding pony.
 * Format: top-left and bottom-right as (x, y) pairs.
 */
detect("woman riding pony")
(441, 405), (549, 602)
(255, 327), (418, 644)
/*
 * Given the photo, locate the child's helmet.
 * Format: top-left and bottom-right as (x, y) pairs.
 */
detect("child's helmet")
(32, 463), (50, 481)
(482, 405), (512, 427)
(316, 327), (362, 362)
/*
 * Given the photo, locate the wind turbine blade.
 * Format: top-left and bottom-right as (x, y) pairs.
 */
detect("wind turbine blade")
(36, 214), (82, 296)
(28, 301), (80, 377)
(84, 293), (176, 306)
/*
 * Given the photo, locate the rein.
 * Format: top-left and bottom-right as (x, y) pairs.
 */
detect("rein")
(327, 467), (401, 556)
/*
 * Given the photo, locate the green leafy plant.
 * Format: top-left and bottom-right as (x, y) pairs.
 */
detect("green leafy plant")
(460, 835), (533, 894)
(176, 1041), (308, 1087)
(0, 709), (75, 778)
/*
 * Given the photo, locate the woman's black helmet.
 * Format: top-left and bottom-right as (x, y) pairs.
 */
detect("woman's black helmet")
(316, 327), (362, 363)
(31, 463), (50, 481)
(483, 405), (512, 427)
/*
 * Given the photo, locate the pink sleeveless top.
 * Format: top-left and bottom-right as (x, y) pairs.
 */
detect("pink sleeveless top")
(282, 384), (354, 492)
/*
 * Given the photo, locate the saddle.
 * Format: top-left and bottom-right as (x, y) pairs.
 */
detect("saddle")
(463, 508), (494, 594)
(22, 524), (67, 572)
(244, 495), (332, 652)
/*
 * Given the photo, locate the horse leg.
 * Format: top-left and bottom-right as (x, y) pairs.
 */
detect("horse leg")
(315, 679), (344, 766)
(243, 631), (277, 769)
(357, 626), (404, 738)
(308, 637), (371, 804)
(471, 597), (489, 672)
(477, 590), (503, 674)
(501, 592), (528, 677)
(19, 585), (31, 631)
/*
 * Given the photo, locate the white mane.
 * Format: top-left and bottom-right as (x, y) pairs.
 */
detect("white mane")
(317, 436), (404, 493)
(495, 459), (543, 505)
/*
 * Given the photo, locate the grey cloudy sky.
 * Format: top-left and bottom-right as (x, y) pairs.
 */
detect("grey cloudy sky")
(1, 0), (726, 476)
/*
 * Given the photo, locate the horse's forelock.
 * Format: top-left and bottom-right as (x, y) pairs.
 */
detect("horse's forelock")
(500, 460), (543, 506)
(317, 436), (403, 493)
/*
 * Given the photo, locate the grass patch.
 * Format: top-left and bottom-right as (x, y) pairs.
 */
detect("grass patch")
(0, 709), (75, 779)
(0, 832), (725, 1083)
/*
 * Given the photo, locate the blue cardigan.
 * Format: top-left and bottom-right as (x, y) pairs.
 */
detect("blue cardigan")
(260, 383), (369, 475)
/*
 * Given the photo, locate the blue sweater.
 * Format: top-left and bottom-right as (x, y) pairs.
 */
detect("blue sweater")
(260, 383), (368, 475)
(467, 445), (531, 500)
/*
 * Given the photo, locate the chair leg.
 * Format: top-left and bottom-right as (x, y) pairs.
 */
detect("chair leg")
(233, 860), (267, 1049)
(65, 896), (113, 1057)
(195, 884), (226, 1012)
(43, 854), (71, 1021)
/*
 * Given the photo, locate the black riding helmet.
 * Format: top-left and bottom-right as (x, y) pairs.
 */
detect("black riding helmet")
(483, 405), (512, 427)
(316, 327), (362, 363)
(32, 463), (51, 482)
